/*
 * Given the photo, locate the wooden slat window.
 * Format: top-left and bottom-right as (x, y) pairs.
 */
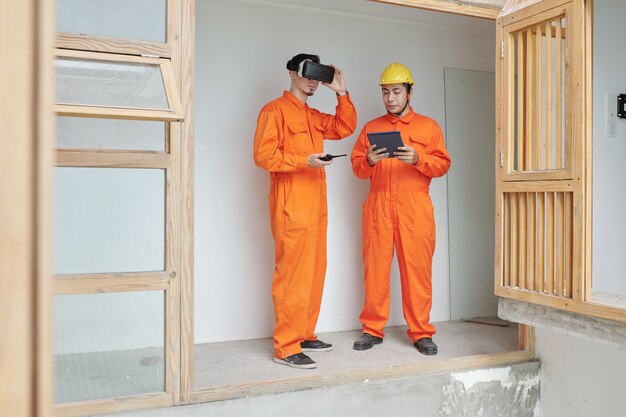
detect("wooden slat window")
(501, 191), (574, 298)
(511, 15), (567, 177)
(495, 0), (599, 318)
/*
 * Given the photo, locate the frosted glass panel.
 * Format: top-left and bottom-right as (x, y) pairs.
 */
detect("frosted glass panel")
(56, 0), (167, 43)
(54, 291), (164, 403)
(57, 117), (166, 151)
(56, 58), (168, 110)
(54, 167), (165, 274)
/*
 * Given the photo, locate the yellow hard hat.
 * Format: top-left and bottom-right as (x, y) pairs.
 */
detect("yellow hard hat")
(379, 62), (414, 85)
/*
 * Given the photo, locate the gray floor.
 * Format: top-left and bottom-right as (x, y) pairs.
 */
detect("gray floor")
(194, 320), (518, 389)
(55, 347), (164, 403)
(54, 320), (518, 404)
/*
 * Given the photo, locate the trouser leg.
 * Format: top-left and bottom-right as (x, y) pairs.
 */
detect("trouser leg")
(359, 193), (394, 339)
(396, 193), (436, 342)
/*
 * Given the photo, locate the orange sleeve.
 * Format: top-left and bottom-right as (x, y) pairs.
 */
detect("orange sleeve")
(350, 126), (375, 179)
(415, 123), (451, 178)
(253, 110), (309, 172)
(315, 93), (357, 140)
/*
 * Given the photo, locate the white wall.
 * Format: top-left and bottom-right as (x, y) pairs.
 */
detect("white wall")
(535, 327), (626, 417)
(195, 0), (496, 343)
(535, 3), (626, 415)
(592, 0), (626, 296)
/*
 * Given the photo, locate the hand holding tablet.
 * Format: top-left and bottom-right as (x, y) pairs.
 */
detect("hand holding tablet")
(366, 131), (405, 156)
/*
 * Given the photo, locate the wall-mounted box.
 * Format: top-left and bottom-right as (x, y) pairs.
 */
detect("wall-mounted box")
(618, 94), (626, 119)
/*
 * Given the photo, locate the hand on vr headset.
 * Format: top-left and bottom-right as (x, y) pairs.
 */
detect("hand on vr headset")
(301, 62), (346, 96)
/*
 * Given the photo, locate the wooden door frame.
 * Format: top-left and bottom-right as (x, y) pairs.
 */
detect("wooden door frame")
(0, 0), (54, 416)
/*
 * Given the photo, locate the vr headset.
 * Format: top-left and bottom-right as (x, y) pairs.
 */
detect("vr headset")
(300, 61), (335, 84)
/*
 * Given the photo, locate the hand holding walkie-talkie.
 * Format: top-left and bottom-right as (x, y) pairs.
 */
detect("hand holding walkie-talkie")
(320, 154), (347, 161)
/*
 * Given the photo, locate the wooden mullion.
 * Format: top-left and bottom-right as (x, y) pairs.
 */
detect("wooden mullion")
(545, 21), (553, 170)
(556, 17), (563, 170)
(54, 104), (184, 122)
(534, 24), (542, 171)
(54, 272), (170, 294)
(510, 193), (519, 288)
(166, 0), (182, 406)
(583, 0), (594, 303)
(56, 150), (170, 168)
(53, 394), (169, 417)
(503, 193), (511, 287)
(56, 33), (171, 58)
(546, 192), (555, 295)
(519, 193), (527, 289)
(516, 31), (525, 172)
(500, 179), (574, 193)
(536, 193), (545, 293)
(555, 192), (565, 296)
(565, 192), (573, 298)
(180, 0), (196, 404)
(525, 29), (533, 172)
(526, 193), (536, 291)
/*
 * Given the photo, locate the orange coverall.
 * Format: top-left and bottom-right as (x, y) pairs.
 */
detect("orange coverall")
(254, 91), (356, 359)
(351, 108), (451, 342)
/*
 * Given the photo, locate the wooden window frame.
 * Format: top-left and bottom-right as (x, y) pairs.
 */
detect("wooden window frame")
(496, 0), (626, 324)
(54, 49), (183, 122)
(51, 0), (194, 416)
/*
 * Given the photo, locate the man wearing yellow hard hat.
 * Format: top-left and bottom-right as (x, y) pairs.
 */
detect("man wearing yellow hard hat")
(350, 62), (451, 355)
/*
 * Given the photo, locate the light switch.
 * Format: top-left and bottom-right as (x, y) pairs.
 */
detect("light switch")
(607, 120), (617, 138)
(606, 93), (618, 137)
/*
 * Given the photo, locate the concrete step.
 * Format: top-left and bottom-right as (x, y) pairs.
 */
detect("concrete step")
(103, 360), (540, 417)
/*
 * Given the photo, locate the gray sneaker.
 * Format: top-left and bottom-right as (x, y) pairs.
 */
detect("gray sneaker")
(273, 353), (317, 369)
(353, 333), (383, 351)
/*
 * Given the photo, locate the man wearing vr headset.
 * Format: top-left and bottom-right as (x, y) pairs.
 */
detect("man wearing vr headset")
(350, 62), (451, 355)
(254, 53), (356, 369)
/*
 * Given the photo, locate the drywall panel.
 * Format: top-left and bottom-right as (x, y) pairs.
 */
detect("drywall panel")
(195, 0), (496, 343)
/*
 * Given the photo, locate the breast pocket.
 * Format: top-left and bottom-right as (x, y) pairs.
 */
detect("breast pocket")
(408, 134), (430, 154)
(285, 122), (312, 153)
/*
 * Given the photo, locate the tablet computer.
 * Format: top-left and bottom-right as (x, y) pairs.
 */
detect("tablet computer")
(366, 131), (404, 157)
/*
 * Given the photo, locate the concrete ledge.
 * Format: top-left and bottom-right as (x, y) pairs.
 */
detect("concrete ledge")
(103, 361), (540, 417)
(498, 298), (626, 351)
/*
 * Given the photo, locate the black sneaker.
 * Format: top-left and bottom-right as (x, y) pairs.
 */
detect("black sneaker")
(353, 333), (383, 351)
(414, 337), (438, 356)
(273, 353), (317, 369)
(301, 339), (333, 352)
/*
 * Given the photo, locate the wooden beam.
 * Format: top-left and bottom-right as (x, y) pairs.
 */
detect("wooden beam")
(370, 0), (501, 20)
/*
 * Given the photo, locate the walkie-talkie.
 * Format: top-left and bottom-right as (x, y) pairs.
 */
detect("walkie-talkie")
(320, 154), (347, 161)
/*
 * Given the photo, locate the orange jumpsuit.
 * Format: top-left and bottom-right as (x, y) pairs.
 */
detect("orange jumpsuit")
(351, 108), (451, 343)
(254, 91), (357, 359)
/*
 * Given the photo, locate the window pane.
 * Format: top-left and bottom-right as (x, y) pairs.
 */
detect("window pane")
(56, 0), (167, 43)
(55, 58), (169, 110)
(54, 167), (165, 274)
(57, 117), (166, 151)
(54, 291), (165, 403)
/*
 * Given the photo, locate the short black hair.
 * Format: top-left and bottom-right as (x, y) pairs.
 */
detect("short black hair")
(286, 53), (320, 72)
